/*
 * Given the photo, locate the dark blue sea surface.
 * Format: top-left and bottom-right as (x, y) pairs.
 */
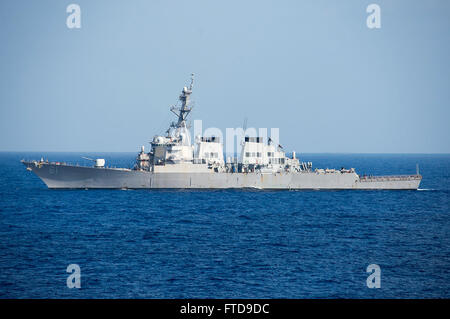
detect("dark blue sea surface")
(0, 152), (449, 298)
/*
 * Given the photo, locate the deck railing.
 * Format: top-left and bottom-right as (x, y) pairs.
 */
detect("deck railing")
(359, 174), (421, 182)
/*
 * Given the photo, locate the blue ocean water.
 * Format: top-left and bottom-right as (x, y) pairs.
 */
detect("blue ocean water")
(0, 152), (449, 298)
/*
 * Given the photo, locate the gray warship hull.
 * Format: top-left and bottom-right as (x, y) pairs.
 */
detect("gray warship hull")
(22, 161), (422, 190)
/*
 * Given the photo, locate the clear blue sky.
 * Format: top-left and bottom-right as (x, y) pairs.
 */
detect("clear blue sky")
(0, 0), (449, 153)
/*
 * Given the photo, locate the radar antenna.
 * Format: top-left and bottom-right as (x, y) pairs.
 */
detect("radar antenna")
(189, 73), (194, 90)
(169, 74), (194, 128)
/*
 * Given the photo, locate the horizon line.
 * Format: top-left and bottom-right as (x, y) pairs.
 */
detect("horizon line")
(1, 150), (450, 155)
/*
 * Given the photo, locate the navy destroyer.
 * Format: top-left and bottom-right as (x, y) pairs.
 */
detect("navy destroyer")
(22, 75), (422, 189)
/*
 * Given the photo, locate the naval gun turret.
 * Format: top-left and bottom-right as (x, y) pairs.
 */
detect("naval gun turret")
(81, 157), (105, 168)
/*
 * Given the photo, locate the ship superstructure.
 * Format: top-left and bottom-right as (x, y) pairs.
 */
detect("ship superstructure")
(22, 75), (422, 189)
(134, 75), (309, 176)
